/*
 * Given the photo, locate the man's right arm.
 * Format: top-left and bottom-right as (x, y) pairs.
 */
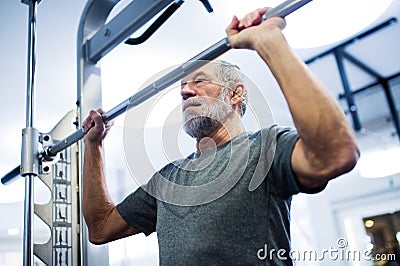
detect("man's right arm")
(82, 109), (139, 244)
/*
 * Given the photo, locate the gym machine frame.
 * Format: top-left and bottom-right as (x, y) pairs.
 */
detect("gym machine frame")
(305, 17), (400, 140)
(2, 0), (312, 265)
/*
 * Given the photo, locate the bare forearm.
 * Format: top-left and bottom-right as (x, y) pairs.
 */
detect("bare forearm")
(82, 143), (115, 238)
(257, 32), (347, 141)
(81, 109), (139, 244)
(254, 30), (358, 176)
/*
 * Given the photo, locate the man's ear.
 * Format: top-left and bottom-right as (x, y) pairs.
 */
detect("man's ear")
(231, 83), (244, 105)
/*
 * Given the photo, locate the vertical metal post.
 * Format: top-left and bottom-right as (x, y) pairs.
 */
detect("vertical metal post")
(341, 51), (400, 141)
(334, 48), (362, 131)
(382, 81), (400, 141)
(23, 176), (34, 266)
(23, 0), (39, 265)
(25, 0), (37, 128)
(76, 1), (116, 264)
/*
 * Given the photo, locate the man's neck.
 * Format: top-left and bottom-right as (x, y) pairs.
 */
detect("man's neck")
(196, 115), (244, 153)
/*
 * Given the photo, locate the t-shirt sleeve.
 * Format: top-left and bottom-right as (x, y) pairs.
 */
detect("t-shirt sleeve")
(270, 126), (300, 199)
(270, 126), (327, 199)
(116, 186), (157, 236)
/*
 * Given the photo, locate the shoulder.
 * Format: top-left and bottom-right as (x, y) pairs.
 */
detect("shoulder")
(247, 125), (298, 145)
(158, 156), (189, 173)
(155, 154), (196, 181)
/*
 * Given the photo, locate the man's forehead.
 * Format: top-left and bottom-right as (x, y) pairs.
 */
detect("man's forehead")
(183, 63), (217, 80)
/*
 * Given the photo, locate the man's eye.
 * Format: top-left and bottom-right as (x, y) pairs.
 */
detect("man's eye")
(194, 79), (207, 85)
(180, 81), (188, 89)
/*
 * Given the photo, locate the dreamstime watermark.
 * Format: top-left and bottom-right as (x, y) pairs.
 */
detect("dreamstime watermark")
(257, 238), (397, 262)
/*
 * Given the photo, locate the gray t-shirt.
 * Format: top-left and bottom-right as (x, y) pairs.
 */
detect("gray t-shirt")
(117, 126), (323, 265)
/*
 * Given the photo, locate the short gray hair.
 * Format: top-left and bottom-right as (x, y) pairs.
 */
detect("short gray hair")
(215, 60), (248, 116)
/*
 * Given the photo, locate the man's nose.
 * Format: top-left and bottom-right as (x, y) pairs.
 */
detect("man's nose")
(181, 82), (196, 100)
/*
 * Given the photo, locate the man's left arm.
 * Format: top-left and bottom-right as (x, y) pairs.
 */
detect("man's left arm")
(226, 8), (360, 190)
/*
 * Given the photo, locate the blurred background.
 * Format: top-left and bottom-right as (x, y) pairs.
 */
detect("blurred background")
(0, 0), (399, 265)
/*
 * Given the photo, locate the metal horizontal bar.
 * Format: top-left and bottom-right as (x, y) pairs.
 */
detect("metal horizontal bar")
(338, 70), (400, 99)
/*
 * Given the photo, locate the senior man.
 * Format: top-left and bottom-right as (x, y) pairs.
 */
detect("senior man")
(82, 7), (359, 265)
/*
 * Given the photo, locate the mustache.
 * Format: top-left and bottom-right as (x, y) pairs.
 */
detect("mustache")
(182, 97), (205, 111)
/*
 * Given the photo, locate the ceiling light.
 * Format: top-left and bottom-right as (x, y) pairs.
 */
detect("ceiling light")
(283, 0), (394, 48)
(357, 147), (400, 178)
(364, 220), (374, 228)
(7, 227), (19, 236)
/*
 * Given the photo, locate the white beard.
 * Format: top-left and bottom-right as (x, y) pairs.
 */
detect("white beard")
(182, 88), (232, 139)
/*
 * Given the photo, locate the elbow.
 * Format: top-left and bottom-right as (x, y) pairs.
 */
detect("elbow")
(88, 230), (109, 245)
(89, 238), (106, 245)
(82, 217), (107, 245)
(329, 142), (360, 179)
(337, 127), (361, 175)
(83, 214), (111, 245)
(296, 136), (360, 190)
(340, 147), (359, 174)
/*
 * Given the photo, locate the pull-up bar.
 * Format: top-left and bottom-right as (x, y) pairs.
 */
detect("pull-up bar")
(1, 0), (312, 185)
